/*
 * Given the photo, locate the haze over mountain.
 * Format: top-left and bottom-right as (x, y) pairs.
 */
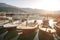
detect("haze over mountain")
(0, 3), (43, 14)
(0, 3), (27, 13)
(0, 3), (60, 15)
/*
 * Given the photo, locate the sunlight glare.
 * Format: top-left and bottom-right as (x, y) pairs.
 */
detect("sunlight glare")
(31, 0), (60, 11)
(49, 19), (54, 28)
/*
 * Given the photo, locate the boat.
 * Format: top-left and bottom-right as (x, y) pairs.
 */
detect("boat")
(17, 20), (38, 40)
(3, 23), (18, 40)
(54, 21), (60, 37)
(0, 16), (14, 40)
(38, 19), (55, 40)
(0, 23), (9, 40)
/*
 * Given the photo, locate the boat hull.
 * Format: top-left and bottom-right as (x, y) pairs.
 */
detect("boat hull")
(54, 25), (60, 37)
(38, 29), (54, 40)
(17, 27), (37, 40)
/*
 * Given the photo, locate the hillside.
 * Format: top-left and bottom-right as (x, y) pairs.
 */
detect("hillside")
(0, 3), (27, 13)
(0, 3), (43, 14)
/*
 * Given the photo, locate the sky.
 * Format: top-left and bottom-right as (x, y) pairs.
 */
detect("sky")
(0, 0), (60, 11)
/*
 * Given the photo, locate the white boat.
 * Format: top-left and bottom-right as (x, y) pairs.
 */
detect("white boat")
(17, 20), (38, 40)
(54, 21), (60, 37)
(38, 20), (55, 40)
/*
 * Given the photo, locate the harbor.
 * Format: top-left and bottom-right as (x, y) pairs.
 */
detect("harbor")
(0, 17), (60, 40)
(0, 0), (60, 40)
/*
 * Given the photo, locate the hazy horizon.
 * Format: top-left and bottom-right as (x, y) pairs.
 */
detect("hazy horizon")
(0, 0), (60, 11)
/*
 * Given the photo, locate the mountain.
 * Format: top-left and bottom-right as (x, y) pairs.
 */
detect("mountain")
(0, 3), (43, 14)
(20, 8), (43, 13)
(0, 3), (27, 13)
(0, 3), (59, 15)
